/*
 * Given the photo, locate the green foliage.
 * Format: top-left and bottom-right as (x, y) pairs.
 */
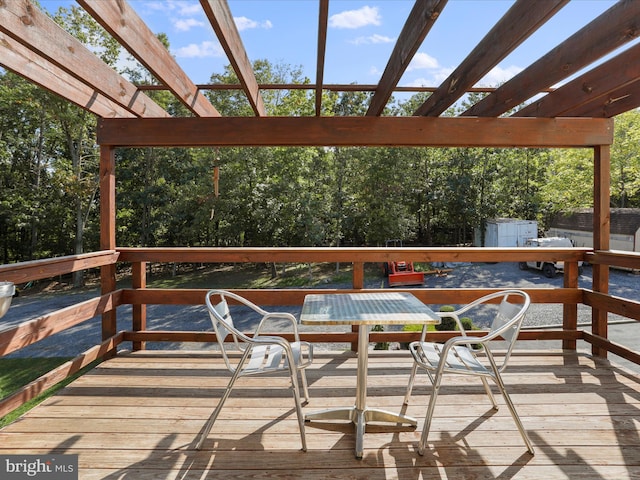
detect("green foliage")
(460, 317), (474, 331)
(435, 305), (457, 331)
(611, 111), (640, 207)
(434, 307), (475, 332)
(372, 324), (389, 351)
(402, 323), (435, 333)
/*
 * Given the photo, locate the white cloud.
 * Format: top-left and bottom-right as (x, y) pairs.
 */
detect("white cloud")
(142, 1), (171, 13)
(235, 16), (273, 31)
(407, 52), (439, 71)
(177, 2), (202, 16)
(404, 66), (453, 87)
(143, 0), (198, 15)
(173, 41), (224, 59)
(405, 77), (431, 87)
(476, 65), (523, 87)
(174, 18), (205, 32)
(351, 34), (395, 45)
(329, 6), (381, 29)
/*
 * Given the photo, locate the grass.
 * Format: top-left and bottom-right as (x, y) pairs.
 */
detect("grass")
(142, 261), (383, 290)
(0, 357), (100, 428)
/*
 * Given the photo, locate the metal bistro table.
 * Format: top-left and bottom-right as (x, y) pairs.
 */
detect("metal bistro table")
(300, 292), (439, 458)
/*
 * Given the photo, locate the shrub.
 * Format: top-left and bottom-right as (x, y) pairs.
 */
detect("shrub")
(435, 305), (457, 331)
(435, 307), (476, 333)
(460, 317), (474, 331)
(400, 307), (476, 349)
(372, 324), (389, 350)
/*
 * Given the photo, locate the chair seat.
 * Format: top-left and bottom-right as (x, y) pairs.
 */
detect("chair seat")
(241, 340), (313, 375)
(410, 341), (489, 375)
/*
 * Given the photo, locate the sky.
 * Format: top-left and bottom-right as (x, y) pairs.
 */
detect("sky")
(39, 0), (621, 90)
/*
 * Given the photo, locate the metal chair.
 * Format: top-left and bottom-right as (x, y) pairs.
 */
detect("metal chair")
(196, 289), (314, 451)
(404, 289), (535, 455)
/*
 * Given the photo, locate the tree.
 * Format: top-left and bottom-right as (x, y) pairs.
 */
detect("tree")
(610, 111), (640, 208)
(47, 6), (121, 285)
(0, 73), (56, 262)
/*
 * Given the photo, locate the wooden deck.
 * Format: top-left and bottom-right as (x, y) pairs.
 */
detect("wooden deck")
(1, 349), (640, 479)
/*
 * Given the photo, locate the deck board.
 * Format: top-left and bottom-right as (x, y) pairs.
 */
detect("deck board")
(2, 349), (640, 479)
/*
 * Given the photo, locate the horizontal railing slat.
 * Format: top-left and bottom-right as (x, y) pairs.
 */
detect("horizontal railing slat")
(0, 250), (119, 284)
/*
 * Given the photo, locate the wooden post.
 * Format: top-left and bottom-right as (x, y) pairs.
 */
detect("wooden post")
(351, 262), (365, 352)
(352, 262), (364, 289)
(592, 144), (610, 358)
(562, 261), (579, 350)
(132, 261), (147, 351)
(100, 145), (117, 356)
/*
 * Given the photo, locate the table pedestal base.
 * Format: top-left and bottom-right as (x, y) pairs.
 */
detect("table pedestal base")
(305, 404), (417, 458)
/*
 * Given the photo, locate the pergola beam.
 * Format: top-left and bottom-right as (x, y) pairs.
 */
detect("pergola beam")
(0, 31), (134, 118)
(514, 43), (640, 117)
(0, 0), (168, 117)
(414, 0), (567, 116)
(367, 0), (448, 117)
(97, 116), (613, 148)
(314, 0), (329, 117)
(567, 79), (640, 118)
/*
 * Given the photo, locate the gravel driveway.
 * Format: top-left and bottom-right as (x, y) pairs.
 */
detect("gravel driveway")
(3, 262), (639, 359)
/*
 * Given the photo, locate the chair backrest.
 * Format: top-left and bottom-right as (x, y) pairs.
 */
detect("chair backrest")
(487, 290), (530, 369)
(205, 290), (253, 373)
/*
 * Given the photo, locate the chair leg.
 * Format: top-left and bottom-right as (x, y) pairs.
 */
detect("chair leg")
(299, 369), (310, 403)
(195, 373), (240, 450)
(289, 366), (307, 452)
(480, 376), (499, 410)
(404, 362), (420, 404)
(493, 373), (535, 455)
(418, 374), (442, 455)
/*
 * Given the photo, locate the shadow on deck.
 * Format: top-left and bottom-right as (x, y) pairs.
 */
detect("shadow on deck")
(1, 349), (639, 479)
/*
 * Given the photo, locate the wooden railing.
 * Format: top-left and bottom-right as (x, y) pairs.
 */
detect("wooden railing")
(2, 246), (640, 418)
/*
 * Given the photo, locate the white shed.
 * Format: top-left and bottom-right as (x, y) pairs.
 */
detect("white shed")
(474, 219), (538, 247)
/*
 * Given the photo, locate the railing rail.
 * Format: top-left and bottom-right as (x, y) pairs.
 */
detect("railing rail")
(116, 246), (589, 263)
(0, 250), (119, 284)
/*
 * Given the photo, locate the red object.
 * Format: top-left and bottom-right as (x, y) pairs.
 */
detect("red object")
(385, 260), (425, 287)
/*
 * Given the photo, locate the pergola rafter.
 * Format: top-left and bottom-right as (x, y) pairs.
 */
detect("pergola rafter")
(78, 0), (220, 117)
(200, 0), (266, 116)
(0, 0), (168, 117)
(464, 0), (640, 117)
(414, 0), (569, 117)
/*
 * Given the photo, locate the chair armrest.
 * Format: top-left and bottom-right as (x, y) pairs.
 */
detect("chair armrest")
(255, 311), (301, 340)
(440, 326), (506, 354)
(436, 311), (468, 336)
